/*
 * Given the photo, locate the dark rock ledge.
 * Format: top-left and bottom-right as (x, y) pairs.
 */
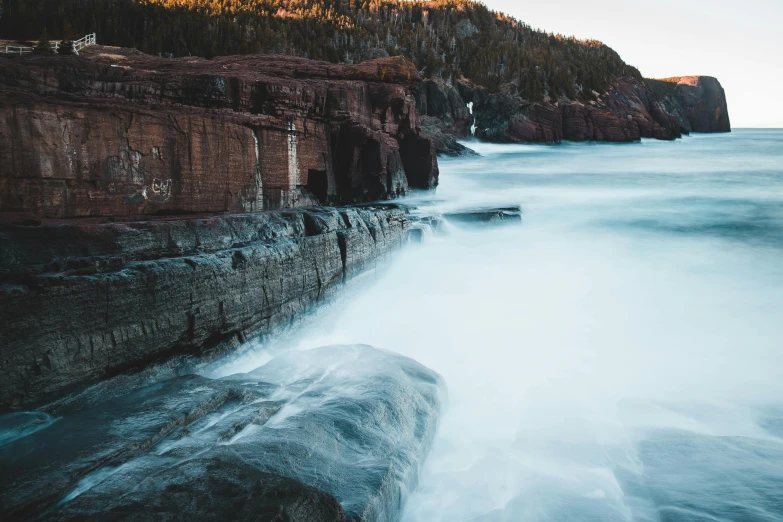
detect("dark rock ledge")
(443, 207), (523, 225)
(0, 206), (408, 411)
(0, 201), (524, 522)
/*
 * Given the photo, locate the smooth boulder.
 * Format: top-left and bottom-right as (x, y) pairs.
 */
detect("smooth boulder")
(0, 345), (445, 522)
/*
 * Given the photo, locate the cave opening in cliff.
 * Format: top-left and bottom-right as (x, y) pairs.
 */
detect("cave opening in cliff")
(306, 168), (329, 204)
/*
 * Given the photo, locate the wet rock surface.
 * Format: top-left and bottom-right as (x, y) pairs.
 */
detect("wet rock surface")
(444, 206), (523, 225)
(0, 345), (445, 522)
(51, 458), (350, 522)
(0, 206), (408, 411)
(420, 116), (478, 157)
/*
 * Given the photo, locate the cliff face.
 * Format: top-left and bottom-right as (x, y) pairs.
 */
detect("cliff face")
(0, 47), (438, 218)
(648, 76), (731, 133)
(419, 75), (729, 148)
(0, 206), (409, 410)
(0, 47), (444, 411)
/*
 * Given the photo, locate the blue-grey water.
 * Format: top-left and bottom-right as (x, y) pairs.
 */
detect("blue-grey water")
(222, 130), (783, 521)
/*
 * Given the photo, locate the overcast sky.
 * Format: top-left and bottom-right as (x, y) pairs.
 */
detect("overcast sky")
(483, 0), (782, 128)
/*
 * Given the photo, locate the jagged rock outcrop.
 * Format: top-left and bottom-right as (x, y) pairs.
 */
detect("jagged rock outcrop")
(419, 115), (477, 157)
(648, 76), (731, 133)
(0, 47), (439, 218)
(417, 78), (473, 138)
(0, 206), (408, 410)
(458, 78), (684, 144)
(416, 79), (476, 156)
(0, 345), (445, 522)
(418, 75), (729, 148)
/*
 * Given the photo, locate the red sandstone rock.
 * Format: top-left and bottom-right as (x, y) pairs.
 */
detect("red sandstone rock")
(429, 74), (729, 146)
(0, 49), (439, 218)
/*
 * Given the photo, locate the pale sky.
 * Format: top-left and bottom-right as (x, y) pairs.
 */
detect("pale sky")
(483, 0), (783, 128)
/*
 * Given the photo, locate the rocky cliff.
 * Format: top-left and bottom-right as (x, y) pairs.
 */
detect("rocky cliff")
(419, 75), (730, 149)
(648, 76), (731, 133)
(0, 45), (444, 411)
(0, 205), (410, 410)
(0, 47), (438, 218)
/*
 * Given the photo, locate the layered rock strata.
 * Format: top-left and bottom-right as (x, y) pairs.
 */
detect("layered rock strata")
(418, 75), (730, 148)
(0, 48), (439, 218)
(0, 344), (445, 522)
(0, 206), (408, 410)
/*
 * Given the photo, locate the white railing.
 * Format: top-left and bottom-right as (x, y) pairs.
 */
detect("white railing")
(1, 33), (96, 55)
(73, 33), (97, 54)
(1, 43), (33, 55)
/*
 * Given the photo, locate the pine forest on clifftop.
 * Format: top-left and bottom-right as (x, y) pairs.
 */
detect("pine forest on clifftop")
(0, 0), (641, 102)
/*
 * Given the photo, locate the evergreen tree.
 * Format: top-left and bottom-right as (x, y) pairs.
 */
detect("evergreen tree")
(33, 29), (53, 54)
(58, 21), (76, 55)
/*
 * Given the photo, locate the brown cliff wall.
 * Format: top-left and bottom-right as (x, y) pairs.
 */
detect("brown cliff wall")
(648, 76), (731, 133)
(419, 75), (729, 149)
(461, 77), (684, 144)
(0, 48), (438, 218)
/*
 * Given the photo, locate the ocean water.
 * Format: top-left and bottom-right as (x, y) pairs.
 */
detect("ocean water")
(227, 130), (783, 521)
